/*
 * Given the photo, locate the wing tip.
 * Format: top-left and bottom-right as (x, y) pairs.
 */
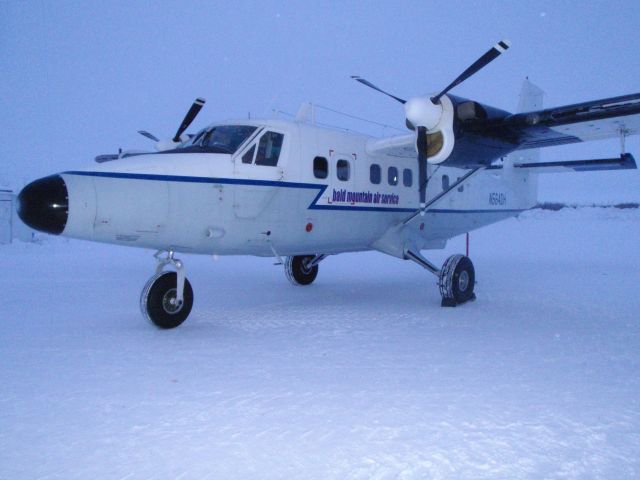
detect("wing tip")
(621, 152), (637, 169)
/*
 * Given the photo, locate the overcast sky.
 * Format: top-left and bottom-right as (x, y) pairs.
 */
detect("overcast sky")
(1, 0), (639, 202)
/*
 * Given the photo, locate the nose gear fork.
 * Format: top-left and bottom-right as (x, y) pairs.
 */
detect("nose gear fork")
(140, 249), (194, 329)
(154, 249), (186, 307)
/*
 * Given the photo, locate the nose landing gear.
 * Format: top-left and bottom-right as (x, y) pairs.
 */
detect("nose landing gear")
(140, 250), (194, 329)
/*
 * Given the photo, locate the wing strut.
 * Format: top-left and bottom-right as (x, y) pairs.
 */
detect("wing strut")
(403, 167), (484, 225)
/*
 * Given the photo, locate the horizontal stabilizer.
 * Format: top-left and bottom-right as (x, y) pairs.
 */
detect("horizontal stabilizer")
(488, 153), (636, 174)
(95, 154), (119, 163)
(95, 150), (150, 163)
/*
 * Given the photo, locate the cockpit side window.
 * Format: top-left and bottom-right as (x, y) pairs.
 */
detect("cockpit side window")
(242, 145), (256, 164)
(190, 129), (207, 145)
(255, 131), (284, 167)
(180, 125), (257, 154)
(201, 125), (257, 153)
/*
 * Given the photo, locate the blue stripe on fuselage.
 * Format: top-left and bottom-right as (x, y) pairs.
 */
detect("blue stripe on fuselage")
(63, 170), (524, 215)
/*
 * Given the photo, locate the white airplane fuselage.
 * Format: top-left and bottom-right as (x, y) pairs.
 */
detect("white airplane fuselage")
(15, 43), (639, 328)
(59, 119), (536, 259)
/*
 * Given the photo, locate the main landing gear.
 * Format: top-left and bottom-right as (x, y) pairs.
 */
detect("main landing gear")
(285, 254), (327, 286)
(406, 250), (476, 307)
(438, 254), (476, 307)
(137, 249), (471, 328)
(140, 250), (194, 329)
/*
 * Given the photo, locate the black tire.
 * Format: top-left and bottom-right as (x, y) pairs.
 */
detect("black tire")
(285, 255), (318, 286)
(439, 254), (475, 306)
(140, 271), (194, 329)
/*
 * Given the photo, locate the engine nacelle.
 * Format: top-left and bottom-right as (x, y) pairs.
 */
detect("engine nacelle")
(418, 95), (515, 169)
(414, 94), (456, 165)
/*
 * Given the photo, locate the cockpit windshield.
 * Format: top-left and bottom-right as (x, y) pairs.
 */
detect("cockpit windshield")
(182, 125), (257, 154)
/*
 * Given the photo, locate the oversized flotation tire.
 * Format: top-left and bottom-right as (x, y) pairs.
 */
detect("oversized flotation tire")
(285, 255), (318, 286)
(439, 254), (475, 307)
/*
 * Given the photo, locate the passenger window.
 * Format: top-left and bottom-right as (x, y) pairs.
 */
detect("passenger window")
(403, 168), (412, 187)
(337, 160), (350, 181)
(388, 166), (398, 186)
(242, 145), (255, 164)
(442, 175), (450, 191)
(255, 131), (284, 166)
(313, 156), (328, 179)
(370, 164), (381, 184)
(457, 177), (464, 192)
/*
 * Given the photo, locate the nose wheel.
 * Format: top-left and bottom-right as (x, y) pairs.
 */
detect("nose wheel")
(140, 250), (194, 328)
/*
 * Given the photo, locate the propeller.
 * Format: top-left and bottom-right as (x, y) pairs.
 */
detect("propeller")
(138, 130), (159, 142)
(417, 127), (428, 210)
(351, 76), (406, 104)
(353, 39), (511, 210)
(405, 39), (510, 130)
(432, 40), (510, 104)
(97, 97), (207, 162)
(173, 97), (206, 143)
(136, 97), (206, 151)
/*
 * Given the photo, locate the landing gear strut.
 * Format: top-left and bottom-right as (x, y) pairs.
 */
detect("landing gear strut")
(406, 249), (476, 307)
(140, 250), (194, 329)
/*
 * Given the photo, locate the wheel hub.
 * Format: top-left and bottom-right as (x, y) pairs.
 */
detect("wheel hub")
(162, 288), (184, 314)
(300, 263), (312, 275)
(458, 270), (470, 292)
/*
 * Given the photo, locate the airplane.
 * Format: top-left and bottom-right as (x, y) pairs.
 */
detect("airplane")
(16, 40), (640, 329)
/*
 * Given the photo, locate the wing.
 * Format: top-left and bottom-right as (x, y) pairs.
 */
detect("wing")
(487, 153), (637, 174)
(365, 133), (415, 159)
(366, 92), (640, 165)
(500, 92), (640, 150)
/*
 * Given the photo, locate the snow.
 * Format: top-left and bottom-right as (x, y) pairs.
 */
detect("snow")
(1, 208), (639, 479)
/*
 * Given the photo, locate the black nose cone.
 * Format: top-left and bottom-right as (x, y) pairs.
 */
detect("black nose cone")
(17, 175), (69, 235)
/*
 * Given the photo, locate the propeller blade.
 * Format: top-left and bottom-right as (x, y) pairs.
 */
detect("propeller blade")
(173, 97), (206, 143)
(417, 126), (428, 209)
(432, 40), (510, 104)
(138, 130), (159, 142)
(351, 76), (406, 104)
(95, 154), (119, 163)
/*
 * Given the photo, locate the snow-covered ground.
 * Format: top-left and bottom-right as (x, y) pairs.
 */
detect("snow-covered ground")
(1, 208), (639, 479)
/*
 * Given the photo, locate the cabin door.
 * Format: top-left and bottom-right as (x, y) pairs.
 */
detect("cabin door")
(233, 129), (287, 219)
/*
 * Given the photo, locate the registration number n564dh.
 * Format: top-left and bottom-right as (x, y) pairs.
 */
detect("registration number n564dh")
(489, 192), (507, 206)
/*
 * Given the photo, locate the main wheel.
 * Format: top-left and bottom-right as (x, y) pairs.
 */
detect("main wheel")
(140, 271), (194, 329)
(439, 254), (475, 307)
(285, 255), (318, 286)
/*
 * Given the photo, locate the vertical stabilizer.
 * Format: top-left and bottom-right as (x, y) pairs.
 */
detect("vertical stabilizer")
(514, 78), (544, 164)
(503, 79), (544, 207)
(517, 77), (545, 114)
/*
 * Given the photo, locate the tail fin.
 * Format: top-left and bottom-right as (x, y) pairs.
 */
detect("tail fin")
(517, 78), (544, 112)
(503, 79), (544, 207)
(516, 78), (545, 163)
